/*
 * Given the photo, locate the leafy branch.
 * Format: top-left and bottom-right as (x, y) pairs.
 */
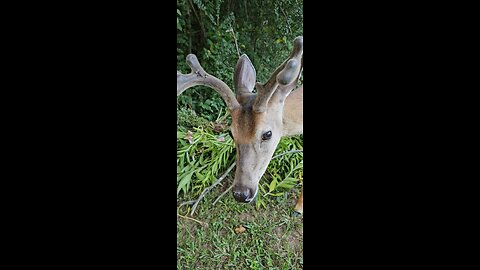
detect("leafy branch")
(178, 149), (303, 216)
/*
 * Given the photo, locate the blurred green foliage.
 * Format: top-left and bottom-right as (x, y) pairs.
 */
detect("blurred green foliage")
(177, 0), (303, 120)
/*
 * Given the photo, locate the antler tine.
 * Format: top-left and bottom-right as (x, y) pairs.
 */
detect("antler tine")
(177, 54), (240, 111)
(253, 36), (303, 113)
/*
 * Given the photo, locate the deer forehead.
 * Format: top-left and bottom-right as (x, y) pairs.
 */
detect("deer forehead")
(231, 107), (282, 144)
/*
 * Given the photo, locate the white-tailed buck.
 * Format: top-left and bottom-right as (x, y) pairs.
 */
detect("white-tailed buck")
(177, 36), (303, 214)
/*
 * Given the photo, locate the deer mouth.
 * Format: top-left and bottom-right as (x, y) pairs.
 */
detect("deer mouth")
(233, 185), (259, 203)
(245, 186), (259, 203)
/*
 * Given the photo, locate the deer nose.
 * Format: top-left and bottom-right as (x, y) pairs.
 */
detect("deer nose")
(233, 190), (250, 202)
(232, 186), (255, 203)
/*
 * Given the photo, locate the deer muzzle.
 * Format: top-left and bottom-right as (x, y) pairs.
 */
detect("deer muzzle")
(232, 185), (258, 203)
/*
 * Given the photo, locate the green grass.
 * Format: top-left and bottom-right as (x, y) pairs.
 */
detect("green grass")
(177, 181), (303, 270)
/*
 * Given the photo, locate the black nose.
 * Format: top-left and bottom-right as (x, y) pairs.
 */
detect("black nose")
(232, 187), (253, 203)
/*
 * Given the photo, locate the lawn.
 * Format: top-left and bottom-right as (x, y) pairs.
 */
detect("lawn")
(177, 181), (304, 269)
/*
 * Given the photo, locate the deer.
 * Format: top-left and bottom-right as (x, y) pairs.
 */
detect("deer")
(177, 36), (303, 214)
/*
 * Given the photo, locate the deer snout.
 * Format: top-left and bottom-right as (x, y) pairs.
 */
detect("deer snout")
(232, 185), (258, 203)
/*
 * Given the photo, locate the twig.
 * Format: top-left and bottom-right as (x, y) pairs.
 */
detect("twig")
(188, 0), (206, 39)
(272, 149), (303, 160)
(190, 161), (236, 216)
(213, 185), (233, 205)
(279, 6), (291, 34)
(227, 28), (241, 58)
(177, 213), (207, 227)
(178, 200), (196, 208)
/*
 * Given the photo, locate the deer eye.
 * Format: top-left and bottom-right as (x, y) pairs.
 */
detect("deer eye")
(262, 131), (272, 141)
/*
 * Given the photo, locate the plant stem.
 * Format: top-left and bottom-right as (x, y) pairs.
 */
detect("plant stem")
(177, 213), (207, 226)
(190, 161), (236, 216)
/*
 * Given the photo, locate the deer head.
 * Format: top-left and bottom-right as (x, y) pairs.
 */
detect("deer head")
(177, 36), (303, 203)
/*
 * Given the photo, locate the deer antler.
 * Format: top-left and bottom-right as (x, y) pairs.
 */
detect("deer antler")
(177, 54), (241, 111)
(253, 36), (303, 113)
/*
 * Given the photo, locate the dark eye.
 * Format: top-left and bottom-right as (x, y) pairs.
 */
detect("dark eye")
(262, 131), (272, 141)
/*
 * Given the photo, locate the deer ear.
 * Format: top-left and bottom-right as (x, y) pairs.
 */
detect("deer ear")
(234, 54), (256, 94)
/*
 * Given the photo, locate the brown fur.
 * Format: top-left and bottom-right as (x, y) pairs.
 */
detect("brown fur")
(231, 96), (266, 144)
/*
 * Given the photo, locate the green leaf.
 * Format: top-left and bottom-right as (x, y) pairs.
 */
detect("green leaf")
(177, 171), (194, 195)
(268, 179), (278, 192)
(256, 197), (266, 209)
(277, 177), (297, 189)
(195, 171), (204, 181)
(293, 161), (303, 171)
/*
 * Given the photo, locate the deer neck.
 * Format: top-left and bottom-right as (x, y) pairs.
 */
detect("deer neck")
(282, 85), (303, 137)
